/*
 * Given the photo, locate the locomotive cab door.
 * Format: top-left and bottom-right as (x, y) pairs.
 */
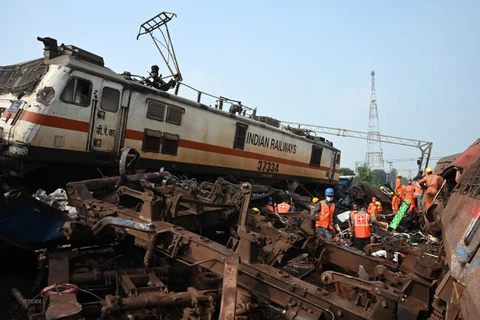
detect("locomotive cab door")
(329, 151), (338, 182)
(89, 80), (124, 152)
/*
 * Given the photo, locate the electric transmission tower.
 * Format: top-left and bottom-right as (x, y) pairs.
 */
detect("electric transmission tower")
(364, 71), (384, 170)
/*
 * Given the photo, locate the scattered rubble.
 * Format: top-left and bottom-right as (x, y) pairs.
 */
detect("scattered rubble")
(32, 188), (78, 220)
(0, 145), (478, 320)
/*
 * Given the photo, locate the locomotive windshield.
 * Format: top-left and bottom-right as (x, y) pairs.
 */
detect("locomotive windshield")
(0, 58), (48, 96)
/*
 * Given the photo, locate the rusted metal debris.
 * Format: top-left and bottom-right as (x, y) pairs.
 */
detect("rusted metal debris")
(6, 146), (479, 319)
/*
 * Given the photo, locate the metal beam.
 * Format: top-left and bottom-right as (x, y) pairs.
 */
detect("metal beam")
(383, 157), (442, 163)
(280, 121), (434, 172)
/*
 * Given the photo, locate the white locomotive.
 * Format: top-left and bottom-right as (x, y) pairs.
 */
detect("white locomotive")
(0, 37), (340, 190)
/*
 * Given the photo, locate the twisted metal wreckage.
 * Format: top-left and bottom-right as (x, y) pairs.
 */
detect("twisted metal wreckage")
(7, 146), (479, 320)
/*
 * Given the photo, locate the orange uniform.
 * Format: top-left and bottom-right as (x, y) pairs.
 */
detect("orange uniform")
(418, 174), (444, 211)
(350, 212), (372, 238)
(266, 204), (275, 212)
(414, 183), (423, 196)
(395, 177), (403, 197)
(277, 202), (291, 213)
(368, 202), (378, 220)
(403, 183), (418, 214)
(315, 201), (335, 230)
(392, 195), (401, 212)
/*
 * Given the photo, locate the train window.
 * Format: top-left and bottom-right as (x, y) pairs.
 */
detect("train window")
(310, 146), (323, 167)
(147, 101), (166, 121)
(161, 133), (179, 155)
(142, 129), (162, 153)
(336, 153), (341, 165)
(60, 77), (92, 107)
(100, 87), (120, 113)
(233, 123), (248, 150)
(166, 107), (185, 125)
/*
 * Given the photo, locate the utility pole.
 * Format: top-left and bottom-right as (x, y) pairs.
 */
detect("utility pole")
(387, 161), (393, 187)
(407, 170), (413, 180)
(365, 71), (384, 170)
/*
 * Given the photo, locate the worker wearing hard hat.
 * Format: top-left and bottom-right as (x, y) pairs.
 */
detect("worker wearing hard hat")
(379, 186), (390, 196)
(312, 188), (336, 240)
(395, 174), (404, 198)
(349, 203), (388, 251)
(310, 197), (319, 214)
(391, 192), (401, 213)
(403, 180), (419, 214)
(375, 201), (383, 214)
(418, 168), (444, 211)
(252, 207), (261, 215)
(264, 196), (276, 213)
(372, 201), (383, 234)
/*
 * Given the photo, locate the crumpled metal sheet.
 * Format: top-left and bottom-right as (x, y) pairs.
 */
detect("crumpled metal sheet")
(351, 182), (393, 215)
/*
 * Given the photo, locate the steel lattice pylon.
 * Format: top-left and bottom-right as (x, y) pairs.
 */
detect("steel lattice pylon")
(365, 71), (384, 170)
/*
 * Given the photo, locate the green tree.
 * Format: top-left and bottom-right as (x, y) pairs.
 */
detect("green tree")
(357, 166), (372, 183)
(371, 169), (387, 187)
(340, 167), (355, 176)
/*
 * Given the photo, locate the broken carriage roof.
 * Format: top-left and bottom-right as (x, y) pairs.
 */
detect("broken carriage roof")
(435, 139), (480, 175)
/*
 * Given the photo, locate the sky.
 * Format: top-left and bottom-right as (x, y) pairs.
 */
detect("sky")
(1, 0), (478, 179)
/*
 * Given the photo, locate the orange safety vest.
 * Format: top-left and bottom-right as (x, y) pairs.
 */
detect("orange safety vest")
(266, 205), (274, 212)
(315, 201), (335, 229)
(277, 202), (291, 213)
(352, 212), (371, 238)
(403, 185), (416, 200)
(414, 182), (423, 195)
(395, 178), (403, 194)
(426, 175), (440, 189)
(367, 202), (378, 220)
(419, 174), (442, 192)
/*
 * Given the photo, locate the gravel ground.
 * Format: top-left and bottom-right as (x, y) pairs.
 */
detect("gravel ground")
(0, 297), (28, 320)
(0, 270), (35, 320)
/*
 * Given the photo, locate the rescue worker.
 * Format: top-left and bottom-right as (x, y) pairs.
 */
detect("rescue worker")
(347, 203), (360, 239)
(418, 168), (444, 211)
(143, 65), (176, 91)
(375, 201), (383, 214)
(367, 197), (379, 220)
(277, 197), (292, 214)
(265, 196), (275, 213)
(414, 170), (424, 181)
(403, 180), (418, 214)
(395, 173), (404, 197)
(313, 188), (336, 240)
(349, 203), (388, 251)
(414, 178), (424, 213)
(379, 186), (390, 196)
(252, 207), (260, 215)
(391, 192), (401, 213)
(372, 200), (383, 235)
(310, 197), (320, 215)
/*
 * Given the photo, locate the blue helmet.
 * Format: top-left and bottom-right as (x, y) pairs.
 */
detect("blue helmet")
(325, 188), (334, 196)
(267, 196), (273, 201)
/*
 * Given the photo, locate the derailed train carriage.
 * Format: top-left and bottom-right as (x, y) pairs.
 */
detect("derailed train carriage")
(0, 37), (340, 192)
